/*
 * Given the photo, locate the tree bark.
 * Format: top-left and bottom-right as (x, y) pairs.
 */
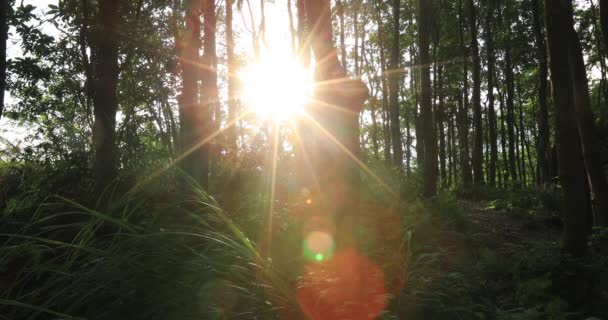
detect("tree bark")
(438, 65), (447, 187)
(564, 0), (608, 227)
(389, 0), (403, 168)
(336, 0), (346, 68)
(532, 0), (551, 185)
(179, 0), (208, 188)
(504, 32), (518, 184)
(0, 0), (8, 120)
(419, 0), (438, 197)
(468, 0), (484, 185)
(92, 0), (121, 192)
(301, 0), (368, 253)
(486, 0), (498, 187)
(545, 0), (589, 258)
(226, 0), (238, 153)
(601, 0), (608, 51)
(458, 0), (472, 187)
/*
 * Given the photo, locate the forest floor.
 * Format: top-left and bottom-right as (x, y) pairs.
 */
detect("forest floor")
(452, 199), (568, 319)
(461, 199), (561, 246)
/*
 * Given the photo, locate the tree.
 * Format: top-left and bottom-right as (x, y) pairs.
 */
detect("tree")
(302, 0), (367, 227)
(545, 0), (589, 258)
(564, 0), (608, 227)
(0, 0), (9, 120)
(458, 0), (472, 186)
(419, 0), (438, 196)
(485, 0), (498, 187)
(92, 0), (121, 192)
(502, 4), (518, 185)
(532, 0), (551, 185)
(469, 0), (483, 185)
(388, 0), (403, 169)
(179, 0), (208, 188)
(601, 0), (608, 51)
(226, 0), (238, 153)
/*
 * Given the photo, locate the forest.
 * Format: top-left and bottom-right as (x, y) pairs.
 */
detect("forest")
(1, 0), (608, 319)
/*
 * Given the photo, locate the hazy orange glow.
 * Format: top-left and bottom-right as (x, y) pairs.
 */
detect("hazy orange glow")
(297, 247), (387, 320)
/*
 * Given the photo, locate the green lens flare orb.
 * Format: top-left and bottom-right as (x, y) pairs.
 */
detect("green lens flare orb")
(303, 231), (335, 262)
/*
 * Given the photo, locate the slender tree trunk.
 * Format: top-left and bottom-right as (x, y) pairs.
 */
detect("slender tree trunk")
(516, 78), (527, 187)
(353, 0), (360, 75)
(600, 0), (608, 51)
(336, 0), (347, 68)
(565, 0), (608, 227)
(287, 0), (296, 54)
(448, 105), (456, 187)
(296, 0), (310, 66)
(375, 14), (392, 164)
(226, 0), (238, 153)
(92, 0), (121, 192)
(438, 65), (447, 187)
(498, 87), (510, 187)
(468, 0), (483, 185)
(371, 99), (381, 160)
(545, 0), (589, 258)
(486, 0), (498, 187)
(389, 0), (403, 168)
(180, 0), (208, 188)
(504, 34), (518, 184)
(419, 0), (438, 197)
(0, 0), (8, 120)
(532, 0), (551, 185)
(201, 0), (218, 185)
(458, 0), (472, 187)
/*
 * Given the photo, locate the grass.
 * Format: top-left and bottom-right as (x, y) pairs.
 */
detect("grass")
(1, 165), (608, 319)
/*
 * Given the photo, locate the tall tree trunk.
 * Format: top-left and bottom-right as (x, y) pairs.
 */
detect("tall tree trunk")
(389, 0), (403, 168)
(180, 0), (208, 188)
(419, 0), (438, 197)
(375, 13), (392, 164)
(287, 0), (296, 54)
(226, 0), (238, 153)
(438, 65), (447, 187)
(0, 0), (8, 120)
(448, 105), (456, 187)
(336, 0), (346, 68)
(601, 0), (608, 51)
(296, 0), (310, 66)
(201, 0), (218, 185)
(353, 0), (360, 75)
(545, 0), (589, 258)
(498, 87), (510, 187)
(302, 0), (368, 250)
(458, 0), (472, 186)
(504, 32), (518, 184)
(532, 0), (551, 185)
(468, 0), (484, 185)
(564, 0), (608, 227)
(486, 0), (498, 187)
(92, 0), (121, 192)
(516, 78), (527, 187)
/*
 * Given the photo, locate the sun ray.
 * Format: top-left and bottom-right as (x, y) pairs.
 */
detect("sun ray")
(128, 109), (253, 193)
(265, 123), (280, 256)
(286, 119), (321, 192)
(300, 111), (398, 198)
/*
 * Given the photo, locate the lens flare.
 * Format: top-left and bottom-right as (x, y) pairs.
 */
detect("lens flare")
(303, 231), (335, 262)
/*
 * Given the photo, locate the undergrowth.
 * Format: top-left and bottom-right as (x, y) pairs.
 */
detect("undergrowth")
(1, 163), (608, 319)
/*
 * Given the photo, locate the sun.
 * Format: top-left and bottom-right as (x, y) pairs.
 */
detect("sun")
(239, 54), (313, 122)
